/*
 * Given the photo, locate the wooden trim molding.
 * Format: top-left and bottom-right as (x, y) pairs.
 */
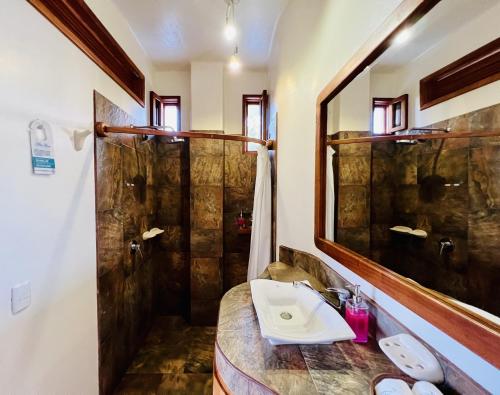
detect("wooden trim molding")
(420, 37), (500, 110)
(314, 0), (500, 368)
(28, 0), (145, 106)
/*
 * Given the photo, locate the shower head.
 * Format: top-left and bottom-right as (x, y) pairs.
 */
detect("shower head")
(395, 127), (451, 144)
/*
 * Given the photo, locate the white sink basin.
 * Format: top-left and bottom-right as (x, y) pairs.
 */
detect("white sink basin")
(250, 279), (356, 345)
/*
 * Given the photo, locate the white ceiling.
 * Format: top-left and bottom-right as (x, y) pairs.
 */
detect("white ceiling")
(113, 0), (289, 70)
(372, 0), (500, 71)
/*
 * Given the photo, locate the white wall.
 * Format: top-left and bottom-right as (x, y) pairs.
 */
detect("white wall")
(370, 1), (500, 128)
(223, 70), (268, 133)
(337, 69), (371, 131)
(153, 68), (191, 130)
(268, 0), (499, 391)
(190, 62), (224, 130)
(0, 0), (152, 393)
(154, 66), (268, 134)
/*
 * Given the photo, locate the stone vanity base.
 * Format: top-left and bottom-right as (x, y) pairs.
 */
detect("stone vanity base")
(213, 246), (487, 394)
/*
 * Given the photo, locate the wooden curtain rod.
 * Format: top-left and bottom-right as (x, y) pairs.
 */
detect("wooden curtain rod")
(95, 122), (275, 149)
(327, 129), (500, 145)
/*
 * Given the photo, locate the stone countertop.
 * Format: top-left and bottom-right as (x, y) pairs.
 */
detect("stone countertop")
(215, 264), (402, 394)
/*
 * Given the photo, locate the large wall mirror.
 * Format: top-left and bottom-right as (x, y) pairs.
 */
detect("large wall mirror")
(315, 0), (500, 367)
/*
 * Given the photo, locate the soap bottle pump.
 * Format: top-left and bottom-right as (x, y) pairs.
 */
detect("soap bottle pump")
(345, 285), (369, 343)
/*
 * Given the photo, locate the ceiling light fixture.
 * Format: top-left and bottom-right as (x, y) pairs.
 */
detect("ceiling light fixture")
(229, 46), (241, 72)
(224, 0), (239, 41)
(393, 29), (411, 45)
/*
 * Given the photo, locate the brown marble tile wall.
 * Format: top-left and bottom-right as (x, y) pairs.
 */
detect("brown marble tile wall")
(336, 131), (371, 256)
(95, 92), (158, 395)
(223, 141), (257, 291)
(338, 104), (500, 316)
(190, 134), (224, 325)
(154, 138), (190, 317)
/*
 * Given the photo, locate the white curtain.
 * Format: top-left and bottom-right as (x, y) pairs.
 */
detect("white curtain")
(325, 146), (336, 240)
(247, 145), (272, 281)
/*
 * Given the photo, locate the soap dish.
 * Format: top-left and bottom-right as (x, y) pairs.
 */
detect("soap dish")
(379, 334), (444, 383)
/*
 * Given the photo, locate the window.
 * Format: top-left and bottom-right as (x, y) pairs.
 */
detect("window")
(149, 92), (181, 130)
(162, 96), (181, 131)
(243, 91), (268, 152)
(371, 94), (408, 135)
(373, 98), (390, 135)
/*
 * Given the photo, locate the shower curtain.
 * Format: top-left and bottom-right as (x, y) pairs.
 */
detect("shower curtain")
(247, 145), (272, 281)
(325, 146), (335, 240)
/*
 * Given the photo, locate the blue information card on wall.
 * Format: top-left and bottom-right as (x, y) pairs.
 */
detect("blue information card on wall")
(29, 120), (56, 175)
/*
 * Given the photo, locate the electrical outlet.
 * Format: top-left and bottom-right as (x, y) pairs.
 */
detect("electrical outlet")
(11, 281), (31, 314)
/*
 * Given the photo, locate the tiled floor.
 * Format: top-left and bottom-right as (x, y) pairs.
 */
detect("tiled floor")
(115, 316), (216, 395)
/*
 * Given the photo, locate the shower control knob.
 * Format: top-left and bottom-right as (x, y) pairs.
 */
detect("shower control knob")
(439, 238), (454, 256)
(130, 240), (143, 259)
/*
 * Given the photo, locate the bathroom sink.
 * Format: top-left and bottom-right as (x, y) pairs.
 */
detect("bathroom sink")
(250, 279), (356, 345)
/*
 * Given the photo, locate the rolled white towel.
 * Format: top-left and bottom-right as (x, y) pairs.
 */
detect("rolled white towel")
(375, 379), (413, 395)
(412, 381), (443, 395)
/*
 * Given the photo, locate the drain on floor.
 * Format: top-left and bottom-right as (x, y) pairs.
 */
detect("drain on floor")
(280, 311), (292, 320)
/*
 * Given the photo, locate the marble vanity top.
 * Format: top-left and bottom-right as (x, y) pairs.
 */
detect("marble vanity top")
(215, 263), (402, 394)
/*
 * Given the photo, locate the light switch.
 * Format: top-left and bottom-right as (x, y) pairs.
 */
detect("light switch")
(11, 281), (31, 314)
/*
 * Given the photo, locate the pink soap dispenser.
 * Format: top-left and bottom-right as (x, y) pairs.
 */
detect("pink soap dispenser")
(345, 285), (369, 343)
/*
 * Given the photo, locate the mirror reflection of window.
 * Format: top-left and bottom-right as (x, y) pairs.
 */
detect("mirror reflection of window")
(393, 102), (401, 127)
(373, 100), (388, 134)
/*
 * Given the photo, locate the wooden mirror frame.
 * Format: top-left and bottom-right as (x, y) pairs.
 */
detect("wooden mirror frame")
(314, 0), (500, 368)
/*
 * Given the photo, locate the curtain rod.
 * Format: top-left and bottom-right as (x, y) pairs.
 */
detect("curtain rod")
(95, 122), (275, 149)
(327, 129), (500, 145)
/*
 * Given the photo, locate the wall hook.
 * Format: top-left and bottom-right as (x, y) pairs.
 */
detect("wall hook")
(73, 129), (92, 151)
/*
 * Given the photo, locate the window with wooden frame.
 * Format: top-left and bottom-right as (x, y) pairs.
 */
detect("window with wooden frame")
(150, 91), (181, 130)
(420, 37), (500, 110)
(372, 94), (408, 135)
(242, 90), (268, 152)
(28, 0), (145, 106)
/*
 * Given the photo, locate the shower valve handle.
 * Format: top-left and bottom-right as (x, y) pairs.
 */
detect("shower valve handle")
(439, 238), (454, 256)
(130, 240), (143, 259)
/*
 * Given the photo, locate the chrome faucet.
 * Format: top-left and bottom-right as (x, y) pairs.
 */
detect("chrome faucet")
(439, 237), (454, 256)
(293, 281), (351, 312)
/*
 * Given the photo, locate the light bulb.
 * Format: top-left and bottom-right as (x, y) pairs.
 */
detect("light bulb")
(228, 54), (241, 72)
(224, 23), (237, 41)
(393, 29), (411, 45)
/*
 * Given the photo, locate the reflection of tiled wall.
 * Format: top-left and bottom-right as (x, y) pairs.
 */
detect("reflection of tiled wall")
(339, 104), (500, 316)
(336, 131), (371, 256)
(95, 92), (157, 395)
(190, 135), (224, 325)
(223, 142), (256, 290)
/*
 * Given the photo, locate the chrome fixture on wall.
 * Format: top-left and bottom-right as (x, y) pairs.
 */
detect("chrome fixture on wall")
(439, 238), (455, 256)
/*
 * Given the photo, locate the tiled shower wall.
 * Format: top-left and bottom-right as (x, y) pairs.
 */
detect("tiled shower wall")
(224, 141), (257, 291)
(95, 92), (157, 395)
(189, 137), (256, 325)
(336, 131), (371, 256)
(95, 93), (259, 391)
(154, 139), (190, 317)
(189, 136), (224, 325)
(372, 104), (500, 315)
(336, 103), (500, 316)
